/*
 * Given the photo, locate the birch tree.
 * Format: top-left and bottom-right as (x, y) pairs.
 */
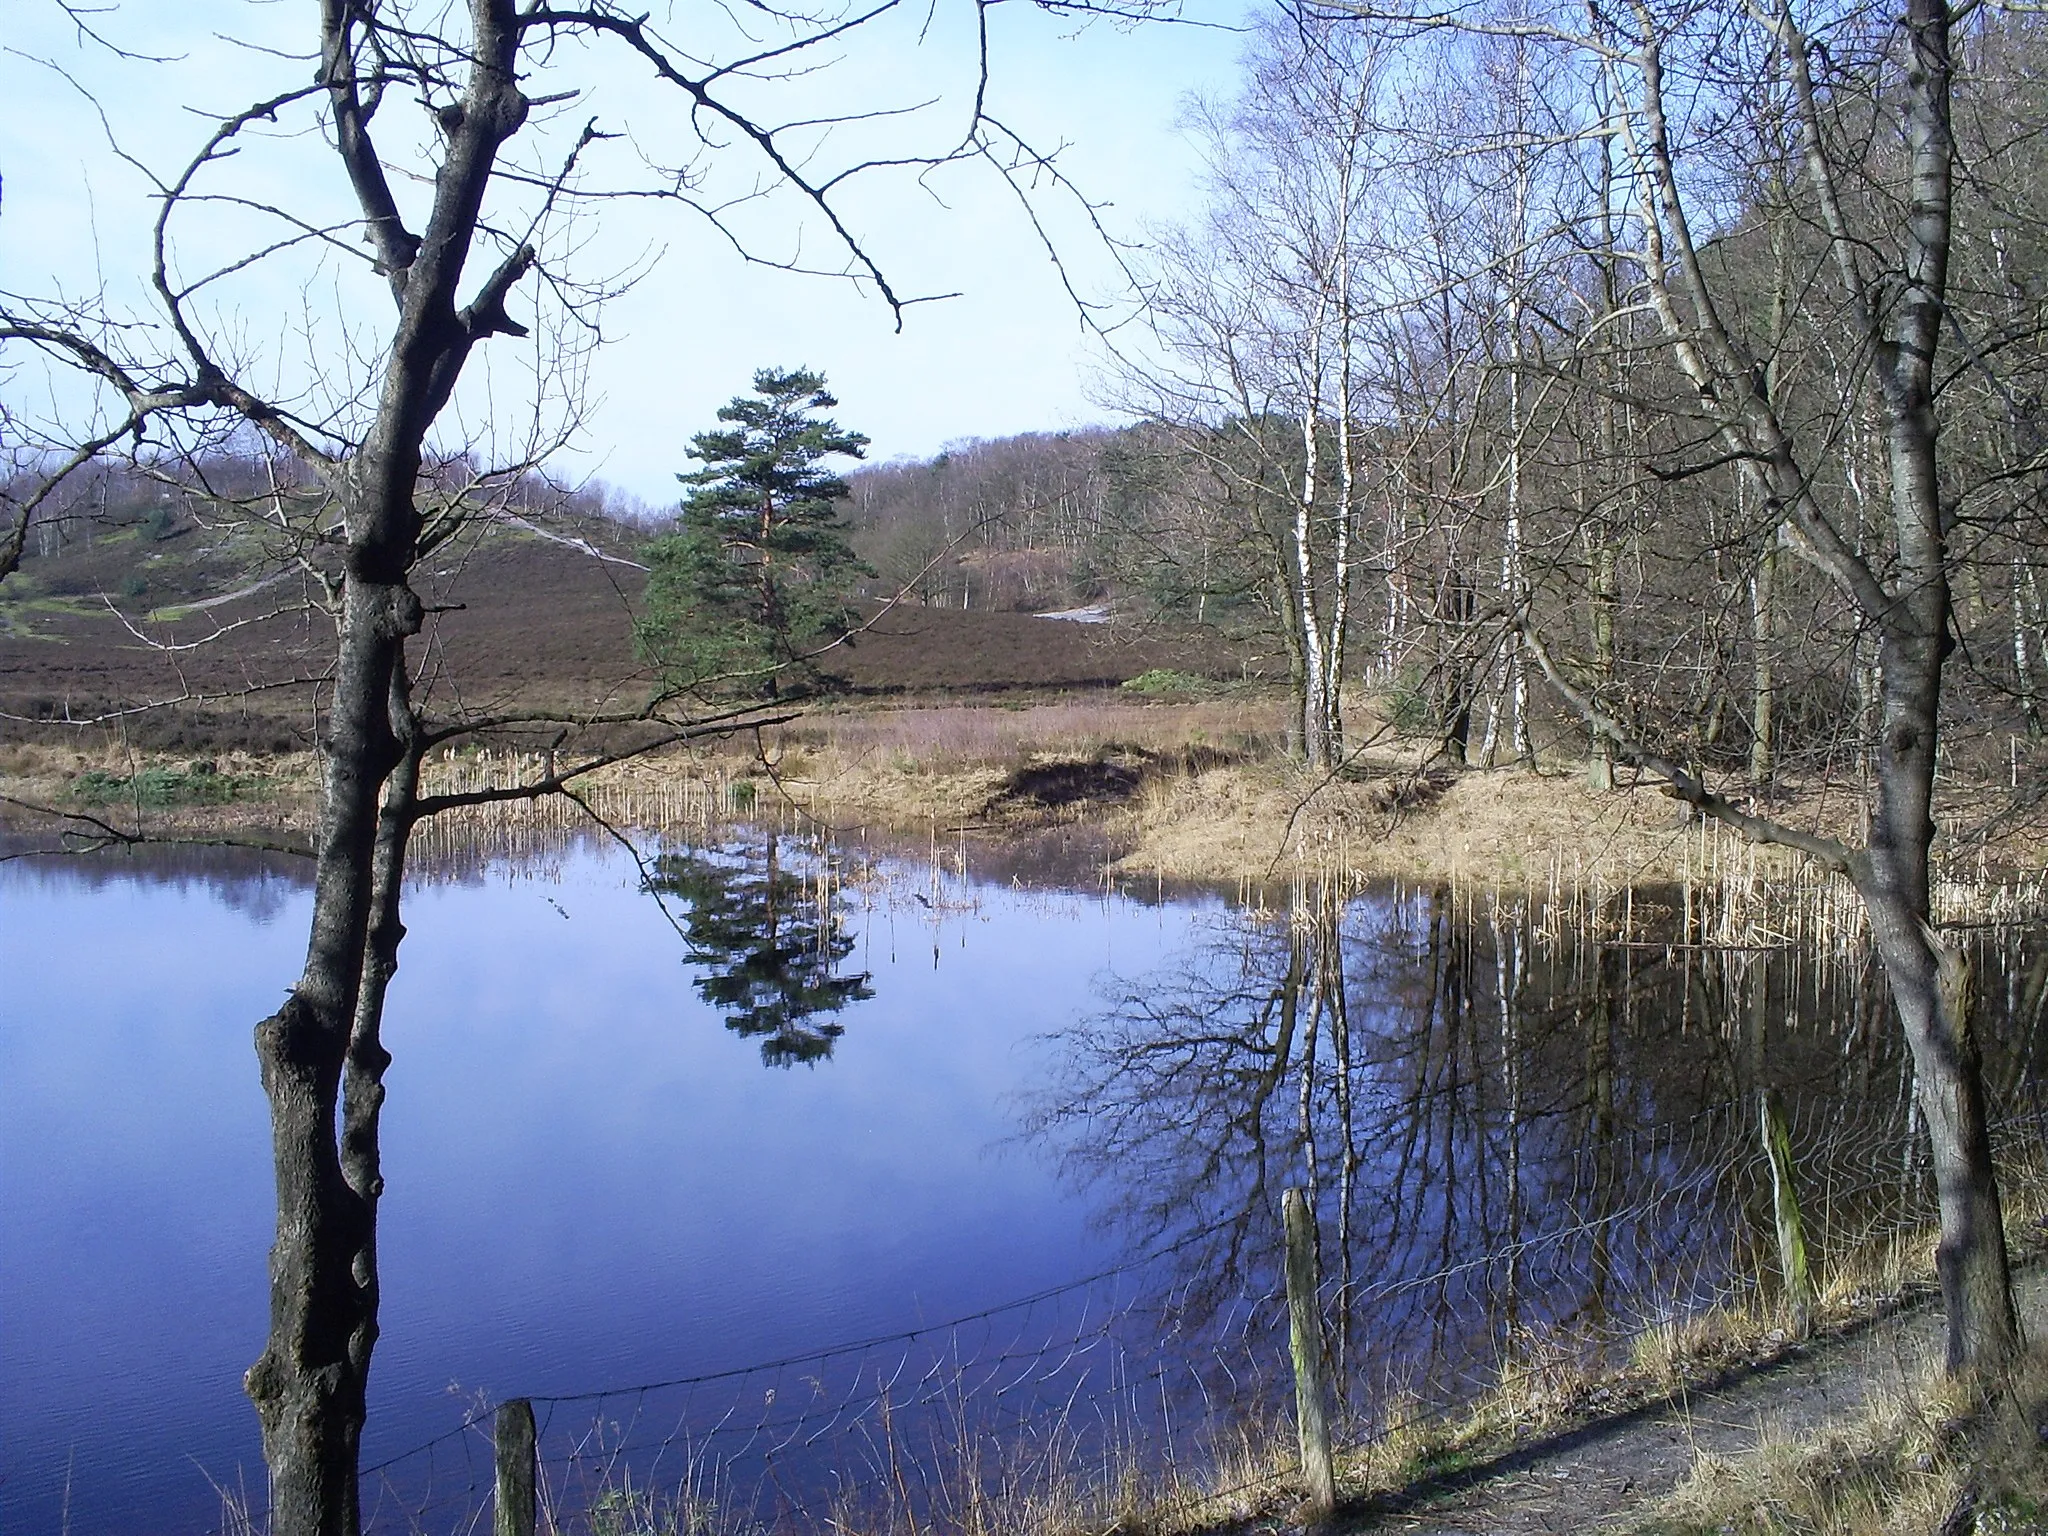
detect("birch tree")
(1316, 0), (2030, 1367)
(1126, 14), (1393, 768)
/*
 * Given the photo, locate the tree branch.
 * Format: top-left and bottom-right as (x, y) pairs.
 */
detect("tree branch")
(1517, 617), (1861, 876)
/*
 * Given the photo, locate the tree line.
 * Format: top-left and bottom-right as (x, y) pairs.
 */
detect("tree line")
(1103, 0), (2046, 1374)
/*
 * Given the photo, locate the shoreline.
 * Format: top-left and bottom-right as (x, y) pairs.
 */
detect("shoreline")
(12, 724), (2048, 1536)
(5, 718), (2044, 893)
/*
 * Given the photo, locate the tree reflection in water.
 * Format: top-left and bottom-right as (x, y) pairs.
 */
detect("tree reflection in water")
(646, 832), (874, 1065)
(1032, 879), (2043, 1425)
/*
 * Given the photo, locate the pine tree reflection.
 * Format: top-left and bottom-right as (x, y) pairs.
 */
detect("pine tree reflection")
(647, 832), (873, 1066)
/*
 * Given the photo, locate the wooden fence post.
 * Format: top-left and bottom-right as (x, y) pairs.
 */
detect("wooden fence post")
(494, 1397), (537, 1536)
(1759, 1090), (1812, 1338)
(1283, 1187), (1337, 1524)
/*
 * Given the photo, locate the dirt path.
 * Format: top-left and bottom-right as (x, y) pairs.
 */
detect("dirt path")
(1340, 1271), (2047, 1534)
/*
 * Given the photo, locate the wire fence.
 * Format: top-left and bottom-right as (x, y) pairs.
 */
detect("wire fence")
(356, 1216), (1264, 1536)
(329, 831), (2048, 1534)
(349, 1085), (2042, 1536)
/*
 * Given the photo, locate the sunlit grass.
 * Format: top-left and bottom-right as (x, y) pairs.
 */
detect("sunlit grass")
(1636, 1342), (2048, 1536)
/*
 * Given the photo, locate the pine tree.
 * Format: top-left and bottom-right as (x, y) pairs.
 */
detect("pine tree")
(640, 367), (871, 697)
(648, 833), (874, 1067)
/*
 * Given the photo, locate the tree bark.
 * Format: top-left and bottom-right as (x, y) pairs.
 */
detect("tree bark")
(1439, 562), (1476, 765)
(1295, 400), (1332, 770)
(1862, 0), (2017, 1371)
(1861, 881), (2015, 1368)
(243, 7), (534, 1530)
(244, 579), (420, 1536)
(1750, 534), (1775, 789)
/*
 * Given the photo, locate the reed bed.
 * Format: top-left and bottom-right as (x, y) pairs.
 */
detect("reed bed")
(412, 747), (2048, 945)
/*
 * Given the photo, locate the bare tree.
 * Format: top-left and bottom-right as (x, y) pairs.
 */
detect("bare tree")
(1, 2), (1145, 1530)
(1115, 0), (2048, 1369)
(1348, 0), (2032, 1368)
(1120, 13), (1399, 768)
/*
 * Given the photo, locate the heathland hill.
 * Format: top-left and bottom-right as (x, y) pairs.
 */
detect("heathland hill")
(0, 508), (1248, 752)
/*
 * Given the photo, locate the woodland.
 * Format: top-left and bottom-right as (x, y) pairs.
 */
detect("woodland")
(4, 0), (2048, 1532)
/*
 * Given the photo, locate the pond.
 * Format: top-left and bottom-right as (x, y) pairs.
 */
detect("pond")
(3, 826), (2040, 1534)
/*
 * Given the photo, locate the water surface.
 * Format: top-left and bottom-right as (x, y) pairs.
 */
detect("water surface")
(2, 833), (1203, 1534)
(5, 832), (2039, 1534)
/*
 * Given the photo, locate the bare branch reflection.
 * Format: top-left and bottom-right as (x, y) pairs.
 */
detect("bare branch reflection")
(1030, 880), (2042, 1421)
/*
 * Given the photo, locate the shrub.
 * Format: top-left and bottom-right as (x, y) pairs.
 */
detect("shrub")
(1385, 665), (1432, 738)
(1120, 669), (1219, 700)
(71, 764), (245, 807)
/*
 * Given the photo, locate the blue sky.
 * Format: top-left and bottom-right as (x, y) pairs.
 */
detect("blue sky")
(1, 1), (1248, 506)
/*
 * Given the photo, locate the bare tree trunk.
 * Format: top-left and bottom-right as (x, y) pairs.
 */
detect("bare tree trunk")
(1294, 382), (1333, 770)
(1503, 425), (1531, 767)
(1589, 535), (1618, 789)
(1587, 119), (1623, 793)
(1440, 561), (1477, 765)
(2019, 561), (2044, 735)
(1504, 39), (1536, 770)
(1750, 532), (1776, 789)
(1327, 342), (1356, 765)
(1863, 888), (2014, 1368)
(241, 9), (538, 1529)
(1860, 0), (2016, 1370)
(245, 577), (422, 1536)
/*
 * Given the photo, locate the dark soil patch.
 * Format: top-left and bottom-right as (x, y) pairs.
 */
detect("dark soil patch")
(980, 741), (1258, 819)
(987, 757), (1145, 811)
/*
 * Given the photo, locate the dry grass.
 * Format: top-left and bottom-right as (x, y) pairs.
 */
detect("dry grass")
(0, 737), (316, 785)
(783, 696), (1289, 770)
(1624, 1156), (2048, 1536)
(1627, 1300), (1780, 1393)
(1637, 1347), (2048, 1536)
(9, 689), (2048, 892)
(553, 1405), (1310, 1536)
(627, 699), (1823, 892)
(0, 738), (320, 843)
(1283, 1148), (2048, 1536)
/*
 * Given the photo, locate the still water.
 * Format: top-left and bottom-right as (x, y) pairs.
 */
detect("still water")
(3, 833), (1212, 1534)
(3, 830), (2037, 1534)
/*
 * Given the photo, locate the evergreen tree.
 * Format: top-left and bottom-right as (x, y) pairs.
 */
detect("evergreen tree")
(640, 367), (871, 697)
(648, 834), (874, 1067)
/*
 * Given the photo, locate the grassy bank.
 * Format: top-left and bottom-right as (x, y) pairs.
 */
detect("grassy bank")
(1639, 1343), (2048, 1536)
(8, 692), (2047, 889)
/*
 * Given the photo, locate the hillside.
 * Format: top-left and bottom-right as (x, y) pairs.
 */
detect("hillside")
(0, 513), (1254, 752)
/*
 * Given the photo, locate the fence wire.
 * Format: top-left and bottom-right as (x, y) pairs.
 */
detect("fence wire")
(348, 1086), (2042, 1536)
